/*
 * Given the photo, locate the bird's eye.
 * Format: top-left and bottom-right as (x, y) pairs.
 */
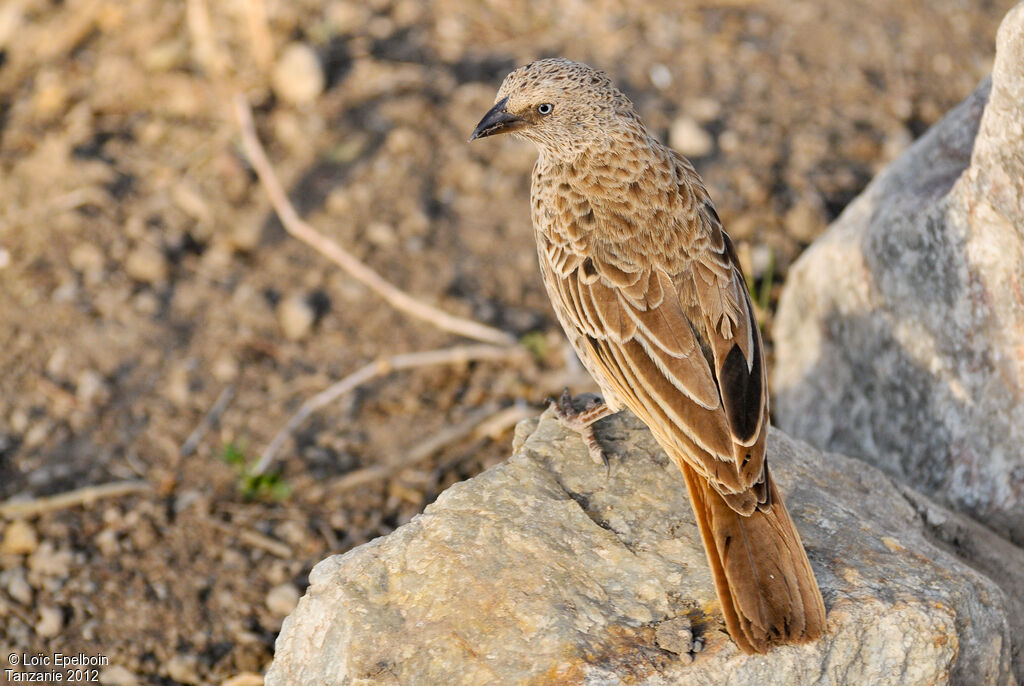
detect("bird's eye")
(537, 103), (554, 115)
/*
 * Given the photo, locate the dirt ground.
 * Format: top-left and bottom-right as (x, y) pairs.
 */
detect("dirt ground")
(0, 0), (1013, 683)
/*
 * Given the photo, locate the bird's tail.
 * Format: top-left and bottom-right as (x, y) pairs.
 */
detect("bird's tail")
(678, 460), (826, 653)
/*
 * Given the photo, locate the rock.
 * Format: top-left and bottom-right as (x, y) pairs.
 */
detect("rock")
(99, 665), (139, 686)
(648, 64), (672, 90)
(684, 97), (722, 123)
(69, 242), (106, 280)
(229, 221), (262, 253)
(3, 567), (33, 605)
(276, 295), (316, 341)
(265, 582), (300, 617)
(220, 674), (264, 686)
(653, 616), (695, 658)
(773, 3), (1024, 543)
(211, 354), (239, 382)
(164, 654), (200, 685)
(35, 605), (63, 637)
(266, 409), (1017, 685)
(272, 42), (325, 106)
(94, 528), (120, 557)
(669, 115), (714, 158)
(124, 244), (168, 284)
(783, 198), (827, 244)
(1, 519), (39, 555)
(365, 221), (398, 248)
(164, 363), (193, 407)
(27, 542), (73, 580)
(45, 346), (69, 378)
(75, 369), (109, 407)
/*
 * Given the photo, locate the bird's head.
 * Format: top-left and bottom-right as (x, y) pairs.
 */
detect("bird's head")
(469, 58), (639, 161)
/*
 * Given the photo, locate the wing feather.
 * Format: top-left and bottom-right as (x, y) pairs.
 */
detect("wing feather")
(536, 177), (770, 512)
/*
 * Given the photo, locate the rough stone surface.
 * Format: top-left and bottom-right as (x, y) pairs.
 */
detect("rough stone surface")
(267, 409), (1017, 685)
(773, 3), (1024, 543)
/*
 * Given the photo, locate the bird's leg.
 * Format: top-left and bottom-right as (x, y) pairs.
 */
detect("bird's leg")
(550, 388), (616, 472)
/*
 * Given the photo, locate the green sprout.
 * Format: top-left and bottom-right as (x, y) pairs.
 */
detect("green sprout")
(519, 331), (550, 362)
(218, 442), (292, 501)
(744, 246), (775, 330)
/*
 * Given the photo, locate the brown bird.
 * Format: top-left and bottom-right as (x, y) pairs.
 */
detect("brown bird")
(471, 58), (825, 654)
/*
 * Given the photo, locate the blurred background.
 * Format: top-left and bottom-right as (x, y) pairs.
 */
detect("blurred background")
(0, 0), (1013, 682)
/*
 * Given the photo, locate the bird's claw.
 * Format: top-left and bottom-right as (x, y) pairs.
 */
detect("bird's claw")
(549, 388), (613, 473)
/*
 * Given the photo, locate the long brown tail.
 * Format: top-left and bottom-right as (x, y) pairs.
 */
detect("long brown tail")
(679, 460), (826, 653)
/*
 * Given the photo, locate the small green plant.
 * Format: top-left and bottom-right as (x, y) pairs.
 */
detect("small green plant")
(218, 442), (292, 501)
(519, 330), (550, 362)
(744, 246), (775, 330)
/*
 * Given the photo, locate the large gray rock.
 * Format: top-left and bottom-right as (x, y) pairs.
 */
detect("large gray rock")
(773, 2), (1024, 543)
(266, 408), (1017, 685)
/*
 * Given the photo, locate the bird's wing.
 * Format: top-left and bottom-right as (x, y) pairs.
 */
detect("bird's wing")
(538, 202), (768, 514)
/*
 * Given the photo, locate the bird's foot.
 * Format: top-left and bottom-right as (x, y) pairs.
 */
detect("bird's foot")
(550, 389), (615, 473)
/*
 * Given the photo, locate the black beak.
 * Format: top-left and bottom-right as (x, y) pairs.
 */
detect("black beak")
(469, 97), (524, 142)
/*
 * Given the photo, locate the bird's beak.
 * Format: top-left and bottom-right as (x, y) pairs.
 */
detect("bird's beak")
(469, 97), (524, 141)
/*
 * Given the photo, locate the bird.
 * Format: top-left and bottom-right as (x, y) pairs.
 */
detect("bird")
(470, 58), (826, 654)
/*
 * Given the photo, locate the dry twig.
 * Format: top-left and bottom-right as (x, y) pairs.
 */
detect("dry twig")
(472, 403), (535, 440)
(233, 95), (515, 347)
(181, 384), (236, 457)
(187, 0), (229, 78)
(330, 403), (501, 493)
(208, 518), (293, 558)
(255, 345), (526, 475)
(242, 0), (274, 72)
(0, 481), (151, 519)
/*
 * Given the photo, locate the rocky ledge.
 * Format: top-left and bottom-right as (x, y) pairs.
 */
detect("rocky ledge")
(267, 408), (1019, 685)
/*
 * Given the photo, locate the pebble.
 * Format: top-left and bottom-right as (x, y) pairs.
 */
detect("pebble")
(327, 3), (371, 35)
(749, 243), (775, 281)
(99, 665), (139, 686)
(365, 221), (398, 248)
(221, 674), (264, 686)
(164, 363), (194, 407)
(199, 242), (233, 271)
(784, 200), (826, 244)
(23, 421), (52, 449)
(28, 542), (73, 580)
(51, 278), (78, 303)
(669, 116), (714, 158)
(654, 615), (693, 657)
(212, 355), (239, 382)
(648, 63), (672, 90)
(5, 567), (33, 605)
(69, 243), (106, 281)
(685, 97), (722, 123)
(272, 42), (325, 106)
(1, 519), (39, 555)
(31, 69), (69, 119)
(36, 605), (63, 637)
(717, 129), (741, 153)
(164, 654), (201, 685)
(0, 247), (10, 269)
(265, 582), (301, 617)
(229, 221), (262, 252)
(10, 408), (30, 432)
(125, 244), (168, 284)
(46, 346), (69, 377)
(94, 528), (121, 556)
(276, 295), (316, 341)
(76, 369), (109, 407)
